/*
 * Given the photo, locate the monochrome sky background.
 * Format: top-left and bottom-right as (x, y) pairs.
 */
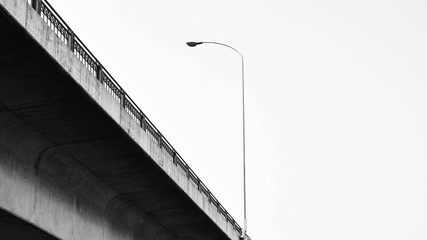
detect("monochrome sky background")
(51, 1), (427, 239)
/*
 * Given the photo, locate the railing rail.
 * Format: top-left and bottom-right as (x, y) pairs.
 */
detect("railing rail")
(27, 0), (250, 239)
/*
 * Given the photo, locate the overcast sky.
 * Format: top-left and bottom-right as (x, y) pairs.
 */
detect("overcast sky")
(50, 0), (427, 239)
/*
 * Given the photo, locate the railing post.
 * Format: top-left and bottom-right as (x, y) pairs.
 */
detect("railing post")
(31, 0), (42, 15)
(96, 64), (103, 82)
(172, 152), (177, 165)
(67, 30), (75, 51)
(158, 133), (163, 148)
(120, 92), (125, 108)
(140, 113), (146, 131)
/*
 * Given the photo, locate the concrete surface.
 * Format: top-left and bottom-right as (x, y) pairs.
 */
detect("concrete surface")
(0, 207), (60, 239)
(0, 0), (242, 239)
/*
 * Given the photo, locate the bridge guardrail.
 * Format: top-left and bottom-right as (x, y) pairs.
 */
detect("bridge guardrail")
(27, 0), (250, 238)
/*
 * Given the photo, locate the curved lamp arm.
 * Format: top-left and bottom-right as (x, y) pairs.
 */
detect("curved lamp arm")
(187, 41), (243, 59)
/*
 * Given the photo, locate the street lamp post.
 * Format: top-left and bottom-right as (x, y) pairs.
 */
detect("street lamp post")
(186, 41), (247, 240)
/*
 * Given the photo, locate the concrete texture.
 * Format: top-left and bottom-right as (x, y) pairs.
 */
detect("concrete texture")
(0, 1), (241, 240)
(0, 207), (59, 239)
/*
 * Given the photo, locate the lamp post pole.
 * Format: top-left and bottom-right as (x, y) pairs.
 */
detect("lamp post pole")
(187, 41), (247, 240)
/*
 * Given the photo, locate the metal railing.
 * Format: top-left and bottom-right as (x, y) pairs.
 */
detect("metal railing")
(27, 0), (250, 238)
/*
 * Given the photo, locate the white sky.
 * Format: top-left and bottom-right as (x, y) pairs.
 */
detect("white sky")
(50, 0), (427, 239)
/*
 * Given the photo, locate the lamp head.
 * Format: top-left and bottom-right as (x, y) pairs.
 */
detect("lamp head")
(186, 41), (203, 47)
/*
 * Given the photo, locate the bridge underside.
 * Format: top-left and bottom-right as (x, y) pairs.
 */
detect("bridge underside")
(0, 3), (230, 240)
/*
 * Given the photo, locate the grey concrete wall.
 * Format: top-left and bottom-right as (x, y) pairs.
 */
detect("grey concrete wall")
(0, 0), (240, 239)
(0, 109), (178, 240)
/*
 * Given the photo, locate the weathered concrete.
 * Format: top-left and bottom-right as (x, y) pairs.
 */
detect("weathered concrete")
(0, 207), (59, 239)
(0, 0), (242, 240)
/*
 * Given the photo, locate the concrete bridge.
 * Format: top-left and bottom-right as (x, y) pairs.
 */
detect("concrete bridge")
(0, 0), (250, 239)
